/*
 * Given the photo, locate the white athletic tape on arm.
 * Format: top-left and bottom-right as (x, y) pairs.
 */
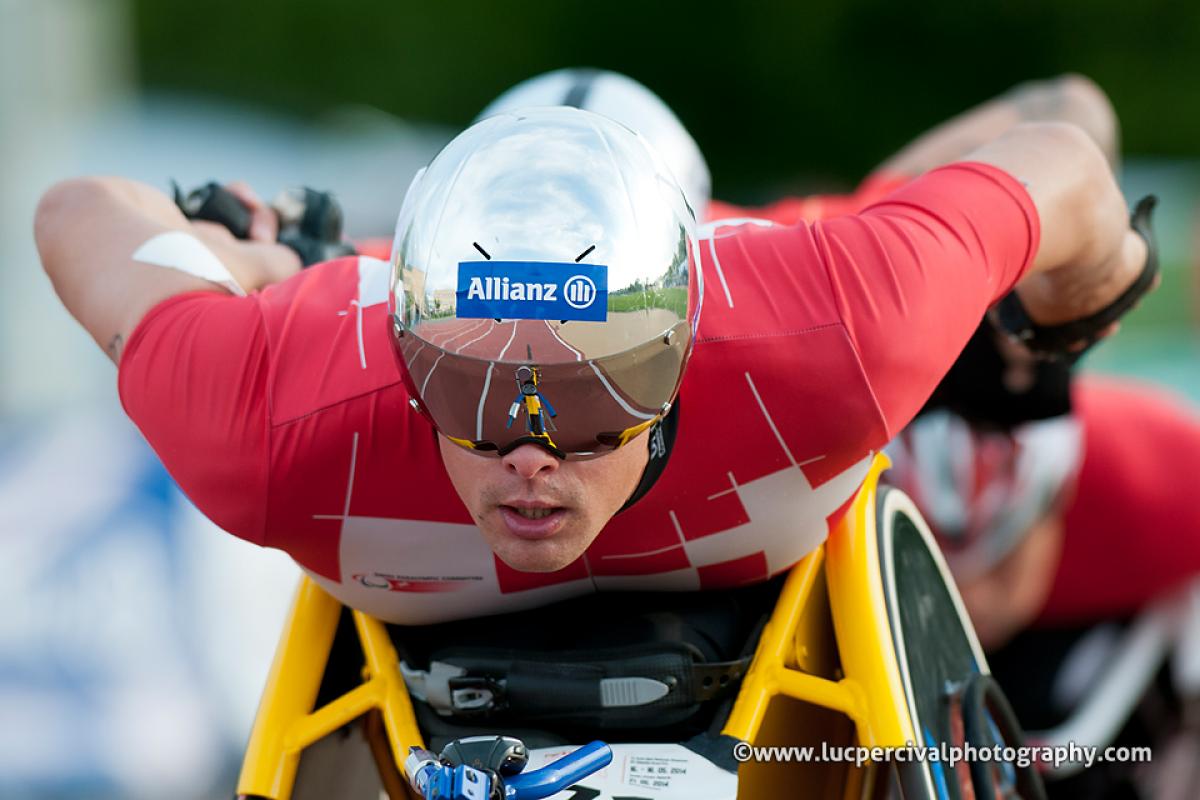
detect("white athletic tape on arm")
(132, 231), (246, 296)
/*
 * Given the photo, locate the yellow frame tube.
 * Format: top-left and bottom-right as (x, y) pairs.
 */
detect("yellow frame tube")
(236, 581), (426, 798)
(723, 453), (915, 749)
(722, 545), (866, 741)
(354, 611), (425, 769)
(824, 453), (915, 748)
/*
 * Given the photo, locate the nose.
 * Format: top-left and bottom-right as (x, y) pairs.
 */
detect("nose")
(502, 443), (562, 479)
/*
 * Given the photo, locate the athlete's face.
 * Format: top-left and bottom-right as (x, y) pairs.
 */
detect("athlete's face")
(438, 435), (649, 572)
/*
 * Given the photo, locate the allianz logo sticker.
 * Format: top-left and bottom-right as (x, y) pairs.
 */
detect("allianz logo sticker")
(456, 260), (608, 322)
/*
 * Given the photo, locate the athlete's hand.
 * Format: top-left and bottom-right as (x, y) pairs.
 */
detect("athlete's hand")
(176, 179), (354, 268)
(968, 124), (1157, 359)
(187, 181), (302, 289)
(224, 181), (279, 243)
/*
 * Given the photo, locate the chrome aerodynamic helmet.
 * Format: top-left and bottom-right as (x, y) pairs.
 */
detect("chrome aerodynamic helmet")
(389, 106), (701, 459)
(476, 68), (711, 222)
(884, 411), (1084, 578)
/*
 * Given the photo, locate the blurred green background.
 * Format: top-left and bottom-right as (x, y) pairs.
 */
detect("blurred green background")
(132, 0), (1200, 198)
(130, 0), (1200, 392)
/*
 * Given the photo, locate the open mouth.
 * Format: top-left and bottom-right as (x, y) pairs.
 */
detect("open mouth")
(512, 507), (554, 520)
(498, 504), (568, 540)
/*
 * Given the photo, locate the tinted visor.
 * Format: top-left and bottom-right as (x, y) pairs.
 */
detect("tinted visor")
(399, 318), (689, 458)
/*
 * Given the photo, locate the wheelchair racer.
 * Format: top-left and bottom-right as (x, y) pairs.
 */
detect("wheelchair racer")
(36, 85), (1148, 639)
(598, 68), (1185, 796)
(886, 377), (1200, 649)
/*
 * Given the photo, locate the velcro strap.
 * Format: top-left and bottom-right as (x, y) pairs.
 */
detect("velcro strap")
(403, 648), (752, 722)
(994, 194), (1159, 362)
(275, 234), (356, 267)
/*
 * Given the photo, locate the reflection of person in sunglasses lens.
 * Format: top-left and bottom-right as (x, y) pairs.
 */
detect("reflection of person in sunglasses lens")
(508, 364), (557, 445)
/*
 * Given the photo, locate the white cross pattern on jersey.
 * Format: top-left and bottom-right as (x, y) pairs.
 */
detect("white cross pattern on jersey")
(696, 217), (777, 310)
(334, 257), (391, 370)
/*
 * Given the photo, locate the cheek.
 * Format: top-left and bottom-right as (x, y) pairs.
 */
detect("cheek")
(438, 440), (496, 510)
(572, 449), (645, 509)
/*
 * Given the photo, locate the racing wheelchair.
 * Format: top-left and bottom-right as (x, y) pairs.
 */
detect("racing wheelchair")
(234, 455), (1044, 799)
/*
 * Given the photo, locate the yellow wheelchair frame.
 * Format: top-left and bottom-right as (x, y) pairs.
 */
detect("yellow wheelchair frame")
(236, 454), (936, 799)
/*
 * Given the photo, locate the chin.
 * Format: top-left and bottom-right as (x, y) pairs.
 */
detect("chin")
(492, 539), (586, 573)
(499, 552), (575, 573)
(485, 521), (594, 574)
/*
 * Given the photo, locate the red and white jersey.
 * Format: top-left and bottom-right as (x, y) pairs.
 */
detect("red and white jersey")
(118, 163), (1038, 624)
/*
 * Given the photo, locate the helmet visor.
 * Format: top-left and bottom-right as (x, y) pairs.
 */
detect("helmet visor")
(398, 317), (690, 459)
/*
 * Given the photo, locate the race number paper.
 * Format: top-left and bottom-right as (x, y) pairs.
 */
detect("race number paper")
(456, 260), (608, 322)
(526, 743), (737, 800)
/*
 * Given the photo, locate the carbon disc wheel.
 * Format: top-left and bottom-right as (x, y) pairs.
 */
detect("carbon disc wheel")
(876, 486), (1046, 800)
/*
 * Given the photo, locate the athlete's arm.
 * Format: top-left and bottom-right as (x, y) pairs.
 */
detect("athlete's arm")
(787, 121), (1143, 441)
(875, 73), (1119, 178)
(34, 177), (300, 363)
(968, 122), (1145, 328)
(1039, 378), (1200, 622)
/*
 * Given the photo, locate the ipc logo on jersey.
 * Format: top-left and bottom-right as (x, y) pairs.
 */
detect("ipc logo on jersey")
(456, 260), (608, 322)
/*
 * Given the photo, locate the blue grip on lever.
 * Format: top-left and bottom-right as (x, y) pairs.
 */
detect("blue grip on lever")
(504, 741), (613, 799)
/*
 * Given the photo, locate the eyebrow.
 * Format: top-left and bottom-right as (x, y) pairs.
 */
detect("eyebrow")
(473, 242), (492, 260)
(575, 244), (596, 263)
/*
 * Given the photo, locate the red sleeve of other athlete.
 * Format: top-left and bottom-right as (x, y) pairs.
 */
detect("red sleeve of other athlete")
(706, 171), (911, 225)
(117, 292), (270, 544)
(1041, 377), (1200, 623)
(817, 162), (1039, 438)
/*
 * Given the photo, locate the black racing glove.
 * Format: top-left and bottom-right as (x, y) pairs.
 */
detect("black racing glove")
(172, 181), (357, 267)
(920, 195), (1159, 430)
(918, 320), (1073, 431)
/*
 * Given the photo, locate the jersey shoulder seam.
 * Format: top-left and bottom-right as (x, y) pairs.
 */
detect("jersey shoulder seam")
(806, 218), (894, 439)
(835, 322), (892, 441)
(269, 378), (408, 429)
(697, 321), (844, 344)
(253, 295), (275, 548)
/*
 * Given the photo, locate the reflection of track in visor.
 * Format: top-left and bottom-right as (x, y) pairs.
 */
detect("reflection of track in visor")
(399, 315), (690, 457)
